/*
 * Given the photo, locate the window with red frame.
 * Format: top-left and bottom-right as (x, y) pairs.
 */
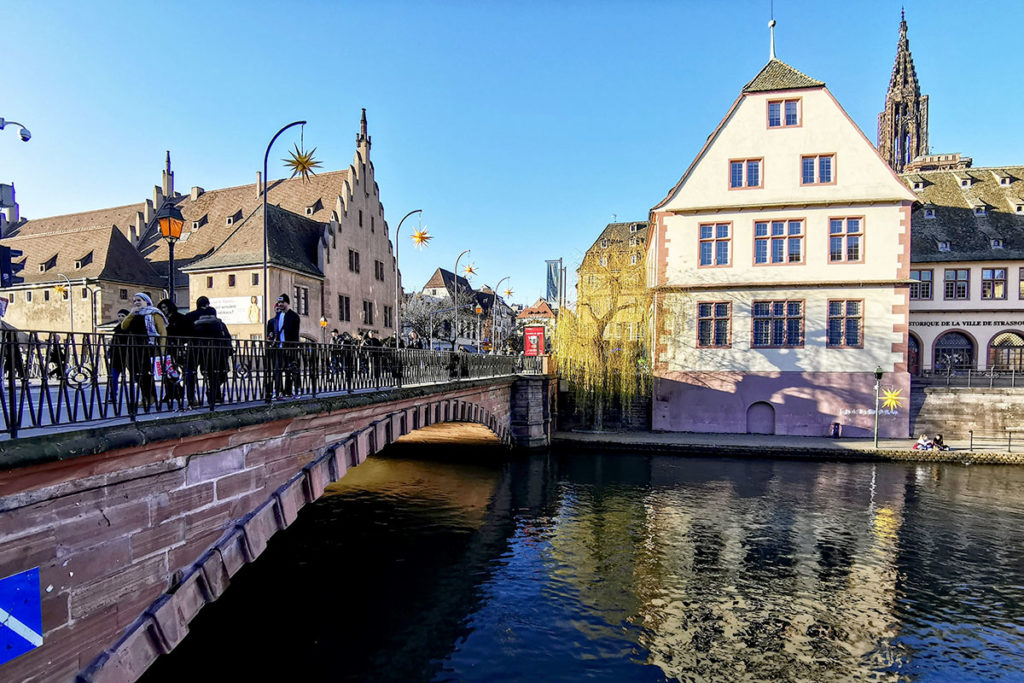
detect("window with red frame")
(829, 218), (863, 262)
(801, 155), (834, 184)
(729, 159), (762, 189)
(699, 223), (731, 266)
(768, 99), (800, 127)
(752, 300), (803, 347)
(697, 302), (731, 347)
(827, 300), (862, 347)
(754, 220), (803, 264)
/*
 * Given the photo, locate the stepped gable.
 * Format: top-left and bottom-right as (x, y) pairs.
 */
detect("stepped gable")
(183, 203), (324, 277)
(138, 170), (351, 271)
(742, 59), (824, 93)
(905, 166), (1024, 262)
(0, 225), (163, 286)
(8, 203), (147, 242)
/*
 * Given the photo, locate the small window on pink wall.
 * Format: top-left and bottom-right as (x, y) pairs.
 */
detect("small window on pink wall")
(768, 98), (801, 128)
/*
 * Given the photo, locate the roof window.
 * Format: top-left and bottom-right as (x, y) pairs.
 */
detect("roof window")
(601, 239), (608, 248)
(74, 252), (93, 270)
(924, 207), (936, 219)
(992, 239), (1004, 249)
(39, 254), (57, 272)
(938, 241), (951, 252)
(974, 205), (988, 217)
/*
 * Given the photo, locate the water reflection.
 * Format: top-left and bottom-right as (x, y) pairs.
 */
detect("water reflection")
(143, 441), (1024, 682)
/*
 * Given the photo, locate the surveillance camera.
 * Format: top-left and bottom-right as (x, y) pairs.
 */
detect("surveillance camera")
(19, 128), (31, 142)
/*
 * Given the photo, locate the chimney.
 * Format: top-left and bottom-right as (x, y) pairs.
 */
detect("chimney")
(8, 200), (18, 224)
(190, 186), (204, 201)
(162, 150), (174, 198)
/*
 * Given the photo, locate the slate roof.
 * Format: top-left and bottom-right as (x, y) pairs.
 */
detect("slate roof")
(742, 59), (824, 93)
(183, 203), (324, 277)
(904, 166), (1024, 263)
(140, 170), (351, 276)
(0, 225), (163, 286)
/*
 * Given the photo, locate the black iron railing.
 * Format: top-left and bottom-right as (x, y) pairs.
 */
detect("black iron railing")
(0, 331), (544, 438)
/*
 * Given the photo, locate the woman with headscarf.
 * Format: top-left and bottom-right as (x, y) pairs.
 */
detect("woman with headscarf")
(121, 292), (167, 410)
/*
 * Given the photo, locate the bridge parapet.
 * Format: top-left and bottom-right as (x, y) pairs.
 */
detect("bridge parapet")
(0, 374), (551, 682)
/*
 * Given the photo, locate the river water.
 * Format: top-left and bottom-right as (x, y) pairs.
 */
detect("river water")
(143, 430), (1024, 682)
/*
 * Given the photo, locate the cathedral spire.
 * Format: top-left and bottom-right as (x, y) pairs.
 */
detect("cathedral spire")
(877, 11), (928, 172)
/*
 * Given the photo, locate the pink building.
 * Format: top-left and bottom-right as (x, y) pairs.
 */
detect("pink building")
(647, 52), (916, 437)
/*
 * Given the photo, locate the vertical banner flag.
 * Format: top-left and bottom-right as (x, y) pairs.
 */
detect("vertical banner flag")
(545, 260), (561, 302)
(0, 567), (43, 665)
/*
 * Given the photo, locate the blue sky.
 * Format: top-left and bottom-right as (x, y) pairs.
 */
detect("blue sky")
(2, 0), (1021, 304)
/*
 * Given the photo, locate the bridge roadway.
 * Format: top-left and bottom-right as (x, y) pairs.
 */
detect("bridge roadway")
(0, 372), (554, 682)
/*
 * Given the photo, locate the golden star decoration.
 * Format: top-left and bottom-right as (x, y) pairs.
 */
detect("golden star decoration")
(410, 228), (432, 249)
(54, 284), (67, 295)
(881, 388), (903, 410)
(463, 264), (478, 278)
(504, 288), (514, 298)
(282, 144), (323, 182)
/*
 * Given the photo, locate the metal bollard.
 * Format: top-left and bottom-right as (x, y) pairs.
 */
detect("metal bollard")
(969, 429), (974, 452)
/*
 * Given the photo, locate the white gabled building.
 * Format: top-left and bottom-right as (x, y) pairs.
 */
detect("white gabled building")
(647, 49), (917, 437)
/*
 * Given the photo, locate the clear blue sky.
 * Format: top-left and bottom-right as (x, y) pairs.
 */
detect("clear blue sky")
(3, 0), (1021, 304)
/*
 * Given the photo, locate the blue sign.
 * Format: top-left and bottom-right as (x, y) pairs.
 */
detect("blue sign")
(0, 568), (43, 666)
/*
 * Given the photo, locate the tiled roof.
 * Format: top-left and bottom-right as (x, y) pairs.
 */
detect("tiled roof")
(904, 166), (1024, 263)
(183, 204), (324, 277)
(0, 225), (163, 286)
(8, 203), (145, 242)
(517, 298), (555, 319)
(742, 59), (824, 93)
(140, 170), (351, 276)
(584, 221), (647, 255)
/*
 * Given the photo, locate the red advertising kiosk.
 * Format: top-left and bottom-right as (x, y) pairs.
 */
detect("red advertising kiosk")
(524, 326), (545, 356)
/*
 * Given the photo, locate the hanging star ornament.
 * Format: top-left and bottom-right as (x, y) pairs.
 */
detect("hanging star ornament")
(463, 264), (478, 278)
(504, 288), (514, 298)
(410, 228), (432, 249)
(881, 388), (904, 410)
(282, 143), (323, 182)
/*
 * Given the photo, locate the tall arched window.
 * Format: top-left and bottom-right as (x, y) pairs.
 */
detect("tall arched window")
(934, 332), (975, 372)
(988, 332), (1024, 372)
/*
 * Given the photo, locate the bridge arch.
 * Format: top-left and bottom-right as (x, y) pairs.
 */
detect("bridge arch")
(0, 375), (552, 682)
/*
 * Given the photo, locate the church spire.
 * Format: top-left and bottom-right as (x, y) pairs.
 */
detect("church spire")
(877, 10), (928, 172)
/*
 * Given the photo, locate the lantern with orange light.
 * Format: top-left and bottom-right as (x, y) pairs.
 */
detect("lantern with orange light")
(156, 203), (185, 304)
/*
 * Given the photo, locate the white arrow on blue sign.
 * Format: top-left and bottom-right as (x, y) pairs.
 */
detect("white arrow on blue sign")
(0, 568), (43, 666)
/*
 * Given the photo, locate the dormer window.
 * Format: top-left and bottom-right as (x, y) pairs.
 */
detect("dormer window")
(1017, 204), (1024, 214)
(74, 252), (93, 270)
(630, 223), (643, 233)
(938, 241), (951, 252)
(974, 205), (987, 217)
(225, 216), (234, 225)
(924, 207), (936, 219)
(913, 181), (924, 190)
(225, 210), (242, 226)
(1002, 177), (1012, 186)
(191, 214), (207, 231)
(601, 239), (608, 248)
(992, 239), (1004, 249)
(957, 175), (973, 188)
(39, 254), (57, 272)
(305, 198), (323, 216)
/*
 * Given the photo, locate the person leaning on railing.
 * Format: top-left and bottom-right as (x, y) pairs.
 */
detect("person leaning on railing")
(121, 293), (167, 410)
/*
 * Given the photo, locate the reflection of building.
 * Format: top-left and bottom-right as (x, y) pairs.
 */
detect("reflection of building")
(648, 40), (914, 437)
(576, 221), (647, 342)
(0, 110), (398, 341)
(904, 165), (1024, 373)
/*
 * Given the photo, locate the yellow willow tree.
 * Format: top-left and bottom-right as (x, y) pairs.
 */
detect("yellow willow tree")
(556, 225), (651, 431)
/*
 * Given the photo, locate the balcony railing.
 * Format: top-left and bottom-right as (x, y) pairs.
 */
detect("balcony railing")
(0, 331), (543, 439)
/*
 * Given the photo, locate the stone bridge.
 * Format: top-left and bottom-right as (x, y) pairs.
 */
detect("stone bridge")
(0, 374), (553, 682)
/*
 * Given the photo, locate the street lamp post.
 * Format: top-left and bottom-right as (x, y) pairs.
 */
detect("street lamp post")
(0, 118), (31, 143)
(262, 121), (307, 330)
(873, 366), (884, 449)
(56, 274), (74, 334)
(452, 249), (470, 351)
(156, 203), (184, 304)
(492, 276), (509, 354)
(393, 209), (422, 347)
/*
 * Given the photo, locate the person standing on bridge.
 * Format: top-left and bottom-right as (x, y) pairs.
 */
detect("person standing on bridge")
(266, 294), (300, 397)
(121, 292), (167, 411)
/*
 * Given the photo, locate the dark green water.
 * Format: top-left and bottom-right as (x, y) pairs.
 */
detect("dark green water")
(143, 443), (1024, 682)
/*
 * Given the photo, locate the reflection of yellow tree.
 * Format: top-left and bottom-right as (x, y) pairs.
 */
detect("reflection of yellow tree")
(557, 230), (650, 430)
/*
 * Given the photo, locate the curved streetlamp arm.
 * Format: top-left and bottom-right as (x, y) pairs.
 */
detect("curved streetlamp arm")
(453, 249), (471, 352)
(492, 276), (510, 354)
(394, 208), (422, 348)
(262, 120), (306, 333)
